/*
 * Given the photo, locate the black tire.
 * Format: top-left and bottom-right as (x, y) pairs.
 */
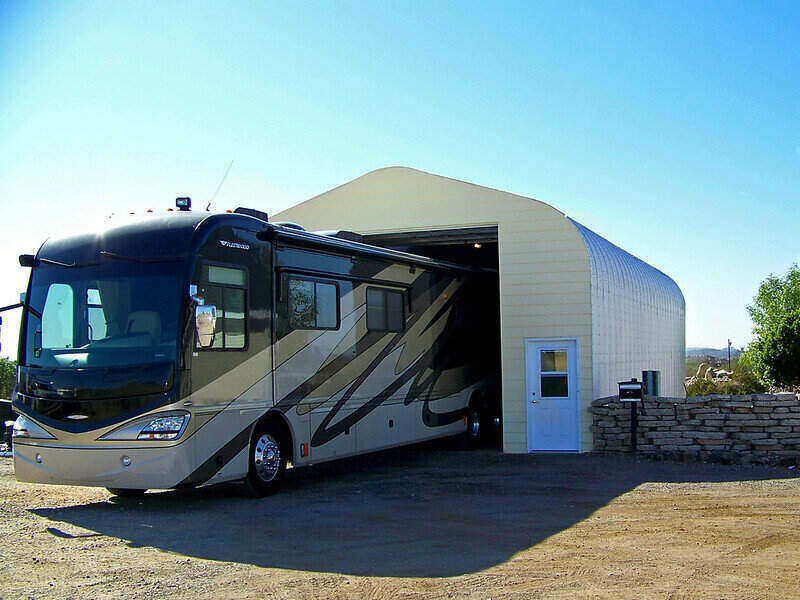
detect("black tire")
(488, 413), (503, 447)
(244, 424), (286, 497)
(106, 488), (146, 497)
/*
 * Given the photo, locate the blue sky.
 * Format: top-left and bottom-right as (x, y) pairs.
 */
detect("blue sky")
(1, 1), (798, 358)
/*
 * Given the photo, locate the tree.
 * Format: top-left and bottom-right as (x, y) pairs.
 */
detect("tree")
(747, 264), (800, 389)
(0, 358), (16, 399)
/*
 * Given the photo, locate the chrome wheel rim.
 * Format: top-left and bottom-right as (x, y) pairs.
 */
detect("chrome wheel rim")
(468, 413), (481, 439)
(253, 433), (281, 483)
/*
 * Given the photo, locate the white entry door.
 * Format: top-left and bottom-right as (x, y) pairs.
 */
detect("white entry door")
(525, 339), (579, 452)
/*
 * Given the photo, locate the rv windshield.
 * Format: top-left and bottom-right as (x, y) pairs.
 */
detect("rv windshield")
(23, 260), (185, 369)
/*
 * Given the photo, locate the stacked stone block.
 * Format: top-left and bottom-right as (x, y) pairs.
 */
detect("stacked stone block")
(591, 393), (800, 464)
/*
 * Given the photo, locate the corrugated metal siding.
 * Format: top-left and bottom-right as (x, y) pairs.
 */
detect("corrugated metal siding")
(569, 219), (686, 398)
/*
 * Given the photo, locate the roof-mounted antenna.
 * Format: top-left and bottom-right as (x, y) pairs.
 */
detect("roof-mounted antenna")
(206, 160), (234, 211)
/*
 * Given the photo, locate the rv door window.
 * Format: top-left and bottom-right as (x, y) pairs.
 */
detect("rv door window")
(366, 287), (405, 332)
(196, 265), (248, 350)
(288, 277), (339, 330)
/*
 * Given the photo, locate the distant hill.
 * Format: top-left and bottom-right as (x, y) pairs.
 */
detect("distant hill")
(686, 347), (742, 359)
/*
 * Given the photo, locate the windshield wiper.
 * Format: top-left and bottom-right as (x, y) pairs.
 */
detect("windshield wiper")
(100, 251), (184, 264)
(37, 257), (100, 269)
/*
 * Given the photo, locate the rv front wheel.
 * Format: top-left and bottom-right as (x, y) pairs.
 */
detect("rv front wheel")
(245, 425), (286, 497)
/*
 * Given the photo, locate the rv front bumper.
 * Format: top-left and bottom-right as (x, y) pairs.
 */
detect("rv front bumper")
(13, 440), (195, 489)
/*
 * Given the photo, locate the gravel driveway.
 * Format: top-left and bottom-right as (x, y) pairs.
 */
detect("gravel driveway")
(2, 443), (799, 599)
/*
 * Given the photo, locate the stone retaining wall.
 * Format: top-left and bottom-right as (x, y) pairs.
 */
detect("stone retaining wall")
(591, 393), (800, 464)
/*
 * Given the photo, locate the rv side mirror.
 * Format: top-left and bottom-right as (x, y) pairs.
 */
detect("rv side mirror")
(19, 254), (37, 268)
(195, 305), (217, 348)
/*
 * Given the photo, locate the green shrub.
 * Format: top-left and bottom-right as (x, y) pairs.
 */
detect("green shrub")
(726, 350), (767, 394)
(686, 378), (719, 397)
(0, 358), (16, 399)
(685, 352), (766, 397)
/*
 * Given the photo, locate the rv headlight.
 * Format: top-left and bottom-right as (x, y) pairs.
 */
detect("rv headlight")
(12, 415), (55, 440)
(138, 415), (189, 440)
(99, 412), (190, 441)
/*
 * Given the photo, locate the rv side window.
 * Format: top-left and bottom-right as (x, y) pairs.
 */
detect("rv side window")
(366, 287), (405, 332)
(197, 265), (248, 350)
(288, 277), (339, 330)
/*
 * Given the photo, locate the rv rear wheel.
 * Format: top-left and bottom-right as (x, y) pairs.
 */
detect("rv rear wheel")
(244, 425), (286, 497)
(106, 488), (146, 497)
(467, 409), (481, 443)
(458, 408), (482, 449)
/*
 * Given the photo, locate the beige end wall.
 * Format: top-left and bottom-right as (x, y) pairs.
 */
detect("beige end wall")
(273, 167), (594, 453)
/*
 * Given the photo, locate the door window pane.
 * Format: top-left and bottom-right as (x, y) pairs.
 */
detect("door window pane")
(208, 265), (246, 286)
(541, 374), (569, 397)
(223, 288), (246, 348)
(201, 285), (224, 348)
(196, 266), (248, 350)
(541, 350), (567, 372)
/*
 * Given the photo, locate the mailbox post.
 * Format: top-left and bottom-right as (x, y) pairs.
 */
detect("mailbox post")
(618, 378), (643, 453)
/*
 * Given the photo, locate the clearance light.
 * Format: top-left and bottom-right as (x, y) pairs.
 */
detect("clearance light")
(473, 243), (482, 249)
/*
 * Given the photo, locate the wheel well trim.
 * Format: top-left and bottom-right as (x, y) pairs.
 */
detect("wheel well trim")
(254, 409), (296, 463)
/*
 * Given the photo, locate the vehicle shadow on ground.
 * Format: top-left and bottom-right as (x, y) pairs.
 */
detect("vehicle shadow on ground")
(29, 444), (799, 578)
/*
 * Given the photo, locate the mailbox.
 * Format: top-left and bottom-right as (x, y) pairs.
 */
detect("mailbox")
(618, 378), (643, 402)
(618, 377), (644, 452)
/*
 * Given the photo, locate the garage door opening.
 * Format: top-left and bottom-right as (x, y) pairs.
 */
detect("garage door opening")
(364, 227), (503, 448)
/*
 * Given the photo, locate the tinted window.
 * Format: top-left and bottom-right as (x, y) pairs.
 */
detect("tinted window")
(541, 375), (569, 397)
(366, 287), (405, 332)
(196, 265), (248, 350)
(289, 278), (338, 330)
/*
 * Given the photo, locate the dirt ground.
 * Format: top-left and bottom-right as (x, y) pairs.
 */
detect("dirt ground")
(2, 445), (800, 600)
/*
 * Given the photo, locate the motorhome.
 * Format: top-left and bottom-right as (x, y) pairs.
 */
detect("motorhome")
(11, 205), (500, 495)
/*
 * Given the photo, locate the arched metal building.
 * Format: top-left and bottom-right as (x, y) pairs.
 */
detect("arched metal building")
(274, 167), (685, 453)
